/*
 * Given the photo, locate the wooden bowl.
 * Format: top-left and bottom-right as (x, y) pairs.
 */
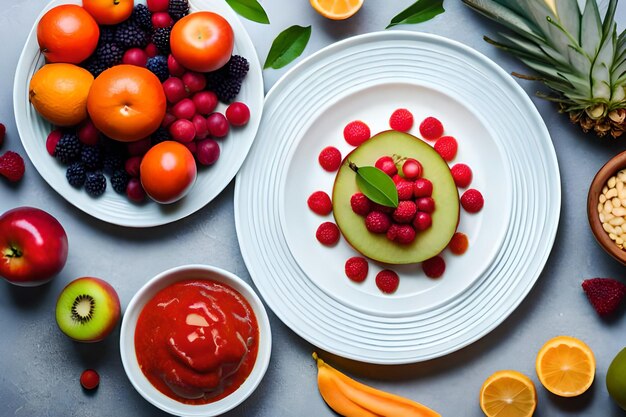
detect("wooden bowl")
(588, 151), (626, 265)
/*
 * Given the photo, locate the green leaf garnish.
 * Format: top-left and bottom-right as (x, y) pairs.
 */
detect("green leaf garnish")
(225, 0), (270, 24)
(264, 25), (312, 69)
(386, 0), (445, 29)
(350, 163), (399, 208)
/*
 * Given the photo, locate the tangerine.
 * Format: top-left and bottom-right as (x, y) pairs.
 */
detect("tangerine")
(29, 63), (94, 126)
(82, 0), (134, 25)
(37, 5), (99, 64)
(140, 141), (197, 204)
(87, 65), (166, 142)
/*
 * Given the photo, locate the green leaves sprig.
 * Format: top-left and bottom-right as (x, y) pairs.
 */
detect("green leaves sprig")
(264, 25), (312, 69)
(387, 0), (445, 29)
(225, 0), (270, 24)
(350, 162), (399, 208)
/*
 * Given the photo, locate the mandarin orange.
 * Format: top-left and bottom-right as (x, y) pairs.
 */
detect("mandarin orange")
(140, 141), (197, 204)
(37, 5), (99, 63)
(82, 0), (134, 25)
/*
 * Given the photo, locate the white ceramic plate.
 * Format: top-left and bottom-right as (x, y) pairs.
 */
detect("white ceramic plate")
(13, 0), (263, 227)
(235, 31), (561, 364)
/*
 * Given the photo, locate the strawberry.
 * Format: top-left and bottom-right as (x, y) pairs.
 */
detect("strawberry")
(308, 191), (333, 216)
(316, 222), (340, 246)
(318, 146), (342, 172)
(419, 116), (444, 140)
(422, 256), (445, 278)
(345, 257), (368, 282)
(451, 163), (473, 188)
(0, 151), (25, 182)
(582, 278), (626, 316)
(350, 193), (372, 216)
(434, 136), (458, 161)
(461, 189), (484, 213)
(376, 269), (400, 294)
(343, 121), (371, 146)
(389, 108), (413, 132)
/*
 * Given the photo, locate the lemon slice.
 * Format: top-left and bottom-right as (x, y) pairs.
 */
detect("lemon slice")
(310, 0), (364, 20)
(479, 370), (537, 417)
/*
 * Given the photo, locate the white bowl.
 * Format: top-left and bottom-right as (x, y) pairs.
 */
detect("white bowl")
(120, 265), (272, 416)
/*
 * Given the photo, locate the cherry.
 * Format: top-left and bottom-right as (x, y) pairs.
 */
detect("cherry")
(192, 91), (218, 116)
(172, 99), (196, 120)
(80, 369), (99, 390)
(146, 0), (168, 12)
(125, 156), (142, 177)
(46, 129), (63, 156)
(182, 72), (206, 93)
(375, 156), (397, 176)
(416, 197), (435, 213)
(126, 178), (146, 203)
(413, 212), (432, 231)
(162, 78), (188, 104)
(122, 48), (148, 67)
(167, 54), (186, 77)
(225, 102), (250, 126)
(77, 120), (99, 146)
(192, 114), (209, 140)
(402, 158), (422, 179)
(127, 137), (152, 156)
(414, 178), (433, 198)
(169, 119), (196, 143)
(144, 43), (158, 58)
(151, 12), (173, 28)
(161, 112), (176, 129)
(196, 139), (220, 166)
(206, 113), (229, 138)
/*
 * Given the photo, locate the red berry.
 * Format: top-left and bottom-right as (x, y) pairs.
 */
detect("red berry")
(375, 156), (397, 176)
(422, 256), (445, 278)
(365, 211), (391, 233)
(582, 278), (626, 317)
(196, 139), (220, 166)
(434, 136), (458, 161)
(395, 224), (416, 244)
(391, 174), (403, 184)
(161, 112), (176, 129)
(162, 77), (189, 104)
(80, 369), (100, 390)
(78, 120), (100, 146)
(350, 193), (372, 216)
(169, 119), (196, 143)
(376, 270), (399, 294)
(416, 197), (435, 213)
(413, 212), (432, 231)
(316, 222), (340, 246)
(127, 137), (151, 156)
(46, 129), (63, 156)
(308, 191), (332, 215)
(343, 120), (370, 146)
(126, 178), (146, 203)
(184, 140), (197, 155)
(168, 54), (186, 77)
(402, 158), (422, 179)
(372, 203), (394, 214)
(125, 156), (142, 177)
(448, 232), (469, 255)
(146, 0), (168, 12)
(225, 102), (250, 127)
(318, 146), (342, 172)
(396, 180), (414, 201)
(386, 223), (400, 241)
(451, 163), (472, 188)
(413, 178), (433, 198)
(192, 114), (209, 140)
(460, 189), (484, 213)
(345, 257), (368, 282)
(182, 72), (207, 93)
(392, 200), (417, 223)
(0, 151), (25, 182)
(193, 91), (218, 116)
(151, 12), (173, 28)
(206, 113), (229, 138)
(144, 43), (159, 58)
(172, 98), (196, 120)
(389, 108), (413, 132)
(0, 123), (5, 148)
(419, 117), (444, 140)
(122, 48), (148, 67)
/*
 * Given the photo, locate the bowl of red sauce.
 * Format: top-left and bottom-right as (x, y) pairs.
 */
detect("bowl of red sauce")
(120, 264), (271, 416)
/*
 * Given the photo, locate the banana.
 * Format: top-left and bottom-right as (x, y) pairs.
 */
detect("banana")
(313, 353), (441, 417)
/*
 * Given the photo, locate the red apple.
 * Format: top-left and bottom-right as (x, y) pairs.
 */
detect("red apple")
(0, 207), (68, 286)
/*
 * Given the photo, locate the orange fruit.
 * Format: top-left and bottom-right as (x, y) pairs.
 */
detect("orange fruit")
(310, 0), (363, 20)
(29, 63), (94, 126)
(140, 141), (197, 204)
(479, 370), (537, 417)
(82, 0), (134, 25)
(37, 4), (100, 64)
(87, 65), (166, 142)
(535, 335), (595, 397)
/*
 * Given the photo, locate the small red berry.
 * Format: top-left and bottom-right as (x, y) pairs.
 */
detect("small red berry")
(372, 203), (394, 214)
(419, 117), (444, 140)
(0, 151), (25, 182)
(125, 156), (142, 178)
(308, 191), (332, 215)
(350, 193), (372, 216)
(126, 178), (146, 203)
(151, 12), (173, 28)
(316, 222), (340, 246)
(386, 223), (399, 241)
(414, 178), (433, 198)
(225, 102), (250, 127)
(375, 156), (397, 176)
(422, 256), (445, 278)
(395, 224), (416, 244)
(413, 212), (432, 231)
(46, 129), (63, 156)
(0, 123), (5, 148)
(391, 174), (403, 184)
(376, 270), (400, 294)
(146, 0), (168, 12)
(392, 200), (417, 223)
(343, 121), (371, 146)
(416, 197), (435, 213)
(365, 211), (391, 233)
(389, 108), (414, 132)
(402, 158), (422, 179)
(80, 369), (100, 390)
(451, 163), (472, 188)
(434, 136), (458, 161)
(318, 146), (342, 172)
(448, 232), (469, 255)
(78, 120), (100, 146)
(461, 189), (484, 213)
(206, 113), (229, 138)
(144, 43), (159, 58)
(127, 137), (152, 156)
(122, 48), (148, 67)
(345, 257), (368, 282)
(167, 54), (186, 77)
(396, 180), (414, 201)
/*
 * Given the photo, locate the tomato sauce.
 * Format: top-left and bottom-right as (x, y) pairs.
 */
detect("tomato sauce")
(135, 279), (259, 404)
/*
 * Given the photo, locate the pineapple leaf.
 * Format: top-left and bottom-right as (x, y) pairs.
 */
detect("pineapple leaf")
(461, 0), (544, 42)
(580, 0), (603, 57)
(602, 0), (618, 41)
(498, 32), (570, 69)
(555, 0), (580, 42)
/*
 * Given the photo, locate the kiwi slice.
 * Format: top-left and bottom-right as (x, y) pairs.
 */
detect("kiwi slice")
(55, 277), (121, 342)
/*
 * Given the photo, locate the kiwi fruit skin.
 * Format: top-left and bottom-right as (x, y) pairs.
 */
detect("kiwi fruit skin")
(55, 277), (121, 342)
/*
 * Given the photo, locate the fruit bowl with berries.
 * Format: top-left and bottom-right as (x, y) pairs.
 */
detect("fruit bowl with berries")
(14, 0), (263, 227)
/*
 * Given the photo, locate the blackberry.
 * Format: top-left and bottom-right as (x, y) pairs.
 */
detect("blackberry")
(85, 172), (107, 197)
(84, 58), (108, 77)
(168, 0), (190, 21)
(110, 169), (130, 194)
(66, 162), (86, 188)
(152, 27), (172, 55)
(55, 133), (81, 165)
(96, 42), (124, 67)
(227, 55), (250, 80)
(116, 20), (149, 49)
(206, 73), (243, 103)
(103, 154), (124, 176)
(99, 25), (117, 44)
(147, 56), (169, 82)
(81, 146), (102, 170)
(132, 4), (153, 31)
(152, 127), (172, 145)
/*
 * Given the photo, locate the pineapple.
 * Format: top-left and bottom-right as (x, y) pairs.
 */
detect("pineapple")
(463, 0), (625, 138)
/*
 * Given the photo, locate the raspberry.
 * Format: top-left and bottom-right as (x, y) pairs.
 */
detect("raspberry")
(375, 156), (397, 176)
(308, 191), (332, 215)
(343, 121), (370, 146)
(402, 158), (422, 179)
(46, 129), (63, 156)
(365, 211), (391, 233)
(318, 146), (342, 172)
(414, 178), (433, 198)
(582, 278), (626, 316)
(345, 257), (368, 282)
(376, 270), (399, 294)
(66, 162), (86, 188)
(372, 203), (394, 214)
(316, 222), (340, 246)
(389, 108), (413, 132)
(419, 117), (444, 140)
(461, 189), (484, 213)
(413, 212), (432, 231)
(451, 163), (472, 188)
(448, 232), (469, 255)
(416, 197), (435, 213)
(434, 136), (458, 161)
(395, 224), (416, 244)
(396, 180), (414, 200)
(350, 193), (372, 216)
(0, 151), (25, 182)
(0, 123), (5, 148)
(392, 200), (417, 223)
(85, 172), (107, 197)
(422, 256), (445, 278)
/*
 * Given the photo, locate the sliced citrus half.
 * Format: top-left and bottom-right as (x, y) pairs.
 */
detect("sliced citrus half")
(535, 335), (595, 397)
(479, 370), (537, 417)
(310, 0), (364, 20)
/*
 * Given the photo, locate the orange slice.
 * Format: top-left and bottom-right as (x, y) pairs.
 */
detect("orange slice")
(479, 370), (537, 417)
(535, 335), (595, 397)
(310, 0), (364, 20)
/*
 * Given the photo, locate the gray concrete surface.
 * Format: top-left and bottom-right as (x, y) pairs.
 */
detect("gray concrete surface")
(1, 1), (626, 416)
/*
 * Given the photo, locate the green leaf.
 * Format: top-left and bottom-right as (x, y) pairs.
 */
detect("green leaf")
(351, 164), (398, 208)
(386, 0), (445, 29)
(264, 25), (311, 70)
(225, 0), (270, 24)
